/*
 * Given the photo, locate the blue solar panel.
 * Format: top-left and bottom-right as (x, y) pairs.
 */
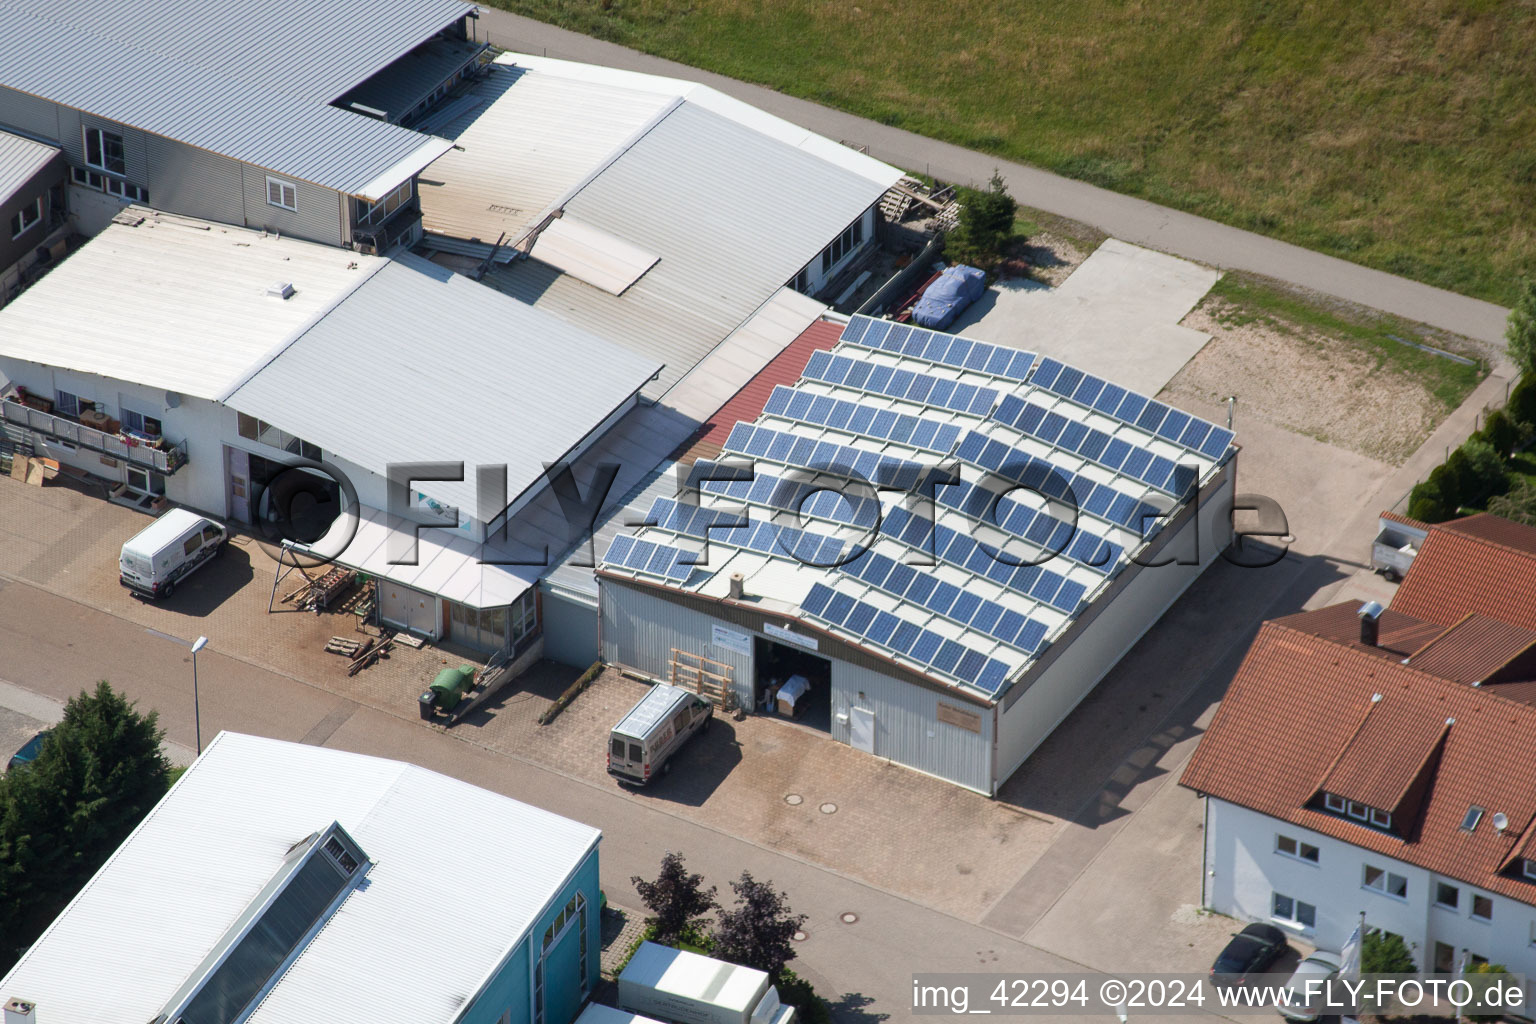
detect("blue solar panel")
(802, 583), (833, 616)
(933, 639), (965, 674)
(867, 611), (900, 644)
(910, 630), (944, 664)
(954, 650), (986, 681)
(977, 660), (1010, 693)
(1032, 357), (1233, 461)
(839, 315), (1036, 384)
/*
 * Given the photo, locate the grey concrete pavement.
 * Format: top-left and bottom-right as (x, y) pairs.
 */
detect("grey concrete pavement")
(473, 8), (1511, 345)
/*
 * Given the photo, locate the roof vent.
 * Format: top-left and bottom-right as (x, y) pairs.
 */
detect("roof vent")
(1494, 812), (1510, 833)
(1371, 692), (1383, 703)
(728, 572), (745, 601)
(265, 281), (295, 300)
(1358, 601), (1384, 646)
(4, 999), (36, 1024)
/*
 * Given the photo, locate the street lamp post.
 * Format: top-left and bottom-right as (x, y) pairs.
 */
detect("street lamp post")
(190, 636), (208, 755)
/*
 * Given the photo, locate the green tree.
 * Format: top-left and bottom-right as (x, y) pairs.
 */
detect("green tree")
(1507, 279), (1536, 378)
(1361, 929), (1417, 974)
(711, 872), (806, 982)
(1479, 408), (1521, 458)
(1490, 477), (1536, 527)
(0, 682), (171, 972)
(1456, 438), (1510, 507)
(1510, 375), (1536, 427)
(1407, 476), (1451, 523)
(944, 170), (1017, 270)
(1465, 961), (1510, 1023)
(632, 852), (717, 947)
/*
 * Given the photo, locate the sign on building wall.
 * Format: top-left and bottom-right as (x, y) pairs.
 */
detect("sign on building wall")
(936, 701), (982, 734)
(711, 624), (751, 656)
(764, 622), (818, 652)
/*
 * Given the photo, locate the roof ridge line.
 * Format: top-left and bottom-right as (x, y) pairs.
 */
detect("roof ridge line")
(1404, 610), (1476, 662)
(1433, 517), (1536, 563)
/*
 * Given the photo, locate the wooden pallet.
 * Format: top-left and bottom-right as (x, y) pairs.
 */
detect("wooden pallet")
(669, 648), (732, 705)
(324, 636), (363, 657)
(392, 632), (426, 649)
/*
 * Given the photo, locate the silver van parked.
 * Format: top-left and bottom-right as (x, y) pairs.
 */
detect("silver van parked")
(119, 508), (227, 599)
(608, 683), (713, 785)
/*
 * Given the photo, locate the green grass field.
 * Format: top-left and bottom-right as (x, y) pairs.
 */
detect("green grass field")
(494, 0), (1536, 305)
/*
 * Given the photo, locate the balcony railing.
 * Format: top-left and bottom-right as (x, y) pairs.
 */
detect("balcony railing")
(2, 399), (189, 475)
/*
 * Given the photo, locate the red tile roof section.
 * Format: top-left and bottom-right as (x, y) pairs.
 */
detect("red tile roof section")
(684, 317), (844, 457)
(1391, 514), (1536, 630)
(1380, 509), (1431, 531)
(1181, 621), (1536, 903)
(1318, 700), (1450, 816)
(1407, 614), (1536, 685)
(1273, 602), (1444, 660)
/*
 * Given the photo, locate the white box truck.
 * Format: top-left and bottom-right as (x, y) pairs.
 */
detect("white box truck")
(575, 1005), (670, 1024)
(617, 943), (795, 1024)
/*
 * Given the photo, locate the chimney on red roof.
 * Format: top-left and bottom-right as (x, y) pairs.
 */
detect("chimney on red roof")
(1359, 601), (1384, 647)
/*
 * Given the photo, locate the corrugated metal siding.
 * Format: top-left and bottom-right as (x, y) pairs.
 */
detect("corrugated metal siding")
(0, 85), (62, 142)
(601, 578), (994, 791)
(0, 125), (58, 202)
(242, 163), (344, 246)
(829, 656), (993, 794)
(601, 581), (754, 705)
(145, 134), (246, 226)
(481, 102), (888, 399)
(0, 0), (467, 194)
(79, 111), (149, 183)
(541, 588), (601, 669)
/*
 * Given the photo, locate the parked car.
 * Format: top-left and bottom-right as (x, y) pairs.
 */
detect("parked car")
(6, 729), (51, 772)
(1277, 950), (1342, 1021)
(1210, 922), (1290, 988)
(910, 264), (986, 329)
(119, 508), (227, 599)
(607, 683), (712, 786)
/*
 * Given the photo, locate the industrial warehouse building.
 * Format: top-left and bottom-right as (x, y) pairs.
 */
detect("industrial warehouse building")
(0, 731), (603, 1024)
(596, 315), (1238, 794)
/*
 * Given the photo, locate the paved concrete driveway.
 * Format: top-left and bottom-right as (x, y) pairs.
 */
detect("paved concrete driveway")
(950, 240), (1221, 394)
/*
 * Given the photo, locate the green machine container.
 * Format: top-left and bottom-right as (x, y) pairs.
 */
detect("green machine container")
(428, 664), (477, 712)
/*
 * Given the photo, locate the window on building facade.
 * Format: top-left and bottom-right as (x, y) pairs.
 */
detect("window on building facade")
(9, 197), (41, 239)
(1276, 834), (1320, 863)
(84, 127), (127, 176)
(121, 409), (162, 438)
(355, 181), (412, 227)
(1472, 894), (1493, 921)
(54, 389), (82, 417)
(819, 218), (865, 274)
(1435, 882), (1460, 909)
(1324, 793), (1347, 812)
(1272, 892), (1316, 928)
(267, 176), (298, 212)
(71, 165), (148, 203)
(237, 412), (321, 461)
(1363, 864), (1408, 899)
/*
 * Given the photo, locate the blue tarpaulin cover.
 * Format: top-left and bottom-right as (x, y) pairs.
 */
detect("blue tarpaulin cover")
(911, 264), (987, 329)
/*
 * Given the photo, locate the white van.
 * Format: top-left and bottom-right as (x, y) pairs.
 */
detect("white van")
(119, 508), (227, 599)
(608, 683), (713, 785)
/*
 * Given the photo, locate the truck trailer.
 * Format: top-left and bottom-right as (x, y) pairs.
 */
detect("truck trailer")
(617, 943), (795, 1024)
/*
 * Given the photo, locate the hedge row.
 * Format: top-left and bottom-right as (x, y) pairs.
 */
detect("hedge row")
(1407, 375), (1536, 522)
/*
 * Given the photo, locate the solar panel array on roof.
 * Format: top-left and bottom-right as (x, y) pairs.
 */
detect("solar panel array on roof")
(1031, 356), (1235, 460)
(841, 314), (1037, 382)
(601, 316), (1235, 699)
(603, 534), (694, 583)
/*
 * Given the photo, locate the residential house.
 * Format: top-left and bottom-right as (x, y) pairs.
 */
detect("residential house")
(0, 128), (68, 303)
(1183, 513), (1536, 992)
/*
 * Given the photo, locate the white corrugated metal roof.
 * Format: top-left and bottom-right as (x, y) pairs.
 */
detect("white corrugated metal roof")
(418, 61), (678, 244)
(0, 0), (469, 194)
(601, 315), (1239, 700)
(419, 54), (898, 399)
(0, 731), (600, 1024)
(0, 212), (387, 400)
(0, 126), (59, 204)
(474, 100), (893, 398)
(227, 251), (663, 514)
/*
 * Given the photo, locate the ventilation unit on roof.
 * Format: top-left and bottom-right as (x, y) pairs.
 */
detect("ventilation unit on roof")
(265, 281), (294, 300)
(1494, 812), (1510, 833)
(4, 998), (36, 1024)
(1358, 601), (1384, 647)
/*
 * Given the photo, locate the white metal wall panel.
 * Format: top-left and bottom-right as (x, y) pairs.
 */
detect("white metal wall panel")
(828, 656), (993, 794)
(600, 582), (753, 704)
(995, 466), (1236, 788)
(145, 134), (246, 227)
(541, 589), (601, 669)
(601, 579), (993, 791)
(241, 163), (345, 247)
(0, 85), (62, 142)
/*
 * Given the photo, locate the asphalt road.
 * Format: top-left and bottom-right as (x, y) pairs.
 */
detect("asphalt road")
(471, 8), (1512, 346)
(0, 578), (1111, 1022)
